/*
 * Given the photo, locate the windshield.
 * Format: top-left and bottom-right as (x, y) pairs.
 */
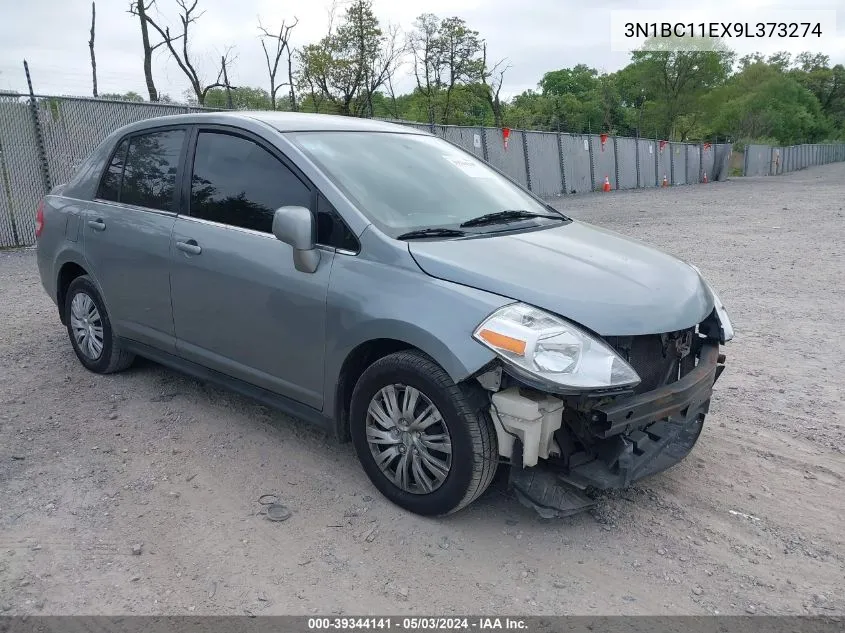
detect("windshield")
(290, 131), (562, 237)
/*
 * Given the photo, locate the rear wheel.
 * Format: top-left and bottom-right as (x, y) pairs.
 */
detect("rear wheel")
(64, 275), (134, 374)
(350, 350), (497, 515)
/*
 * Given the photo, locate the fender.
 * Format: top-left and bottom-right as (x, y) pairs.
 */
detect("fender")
(321, 235), (511, 423)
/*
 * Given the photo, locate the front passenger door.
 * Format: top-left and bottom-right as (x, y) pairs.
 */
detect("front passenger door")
(169, 129), (335, 410)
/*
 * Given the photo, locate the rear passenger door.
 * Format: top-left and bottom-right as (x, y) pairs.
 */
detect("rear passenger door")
(84, 127), (187, 352)
(169, 127), (341, 410)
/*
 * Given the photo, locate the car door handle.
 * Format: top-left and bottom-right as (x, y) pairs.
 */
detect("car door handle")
(175, 240), (202, 255)
(87, 219), (106, 231)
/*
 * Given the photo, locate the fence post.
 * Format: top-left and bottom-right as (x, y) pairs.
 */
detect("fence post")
(521, 130), (532, 192)
(612, 136), (620, 190)
(654, 138), (659, 186)
(635, 136), (641, 188)
(555, 132), (567, 195)
(480, 127), (489, 163)
(24, 60), (52, 194)
(670, 143), (675, 184)
(699, 144), (704, 182)
(588, 135), (596, 191)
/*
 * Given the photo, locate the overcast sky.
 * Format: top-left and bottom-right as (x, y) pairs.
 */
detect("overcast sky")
(0, 0), (843, 101)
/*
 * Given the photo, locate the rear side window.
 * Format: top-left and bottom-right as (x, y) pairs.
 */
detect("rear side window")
(190, 131), (311, 233)
(97, 139), (129, 202)
(120, 130), (185, 211)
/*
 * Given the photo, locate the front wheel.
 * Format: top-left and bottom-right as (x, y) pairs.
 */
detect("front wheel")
(349, 350), (498, 516)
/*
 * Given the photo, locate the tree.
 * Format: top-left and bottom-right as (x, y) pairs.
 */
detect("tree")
(89, 2), (98, 97)
(128, 0), (170, 101)
(297, 0), (400, 117)
(406, 14), (484, 125)
(409, 13), (443, 124)
(540, 64), (599, 97)
(480, 43), (508, 128)
(258, 16), (299, 110)
(526, 64), (630, 133)
(140, 0), (234, 106)
(360, 23), (404, 117)
(621, 38), (735, 139)
(438, 17), (483, 124)
(709, 62), (830, 143)
(791, 54), (845, 132)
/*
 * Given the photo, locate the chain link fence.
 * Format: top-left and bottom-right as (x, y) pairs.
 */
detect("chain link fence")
(3, 93), (844, 248)
(0, 94), (206, 247)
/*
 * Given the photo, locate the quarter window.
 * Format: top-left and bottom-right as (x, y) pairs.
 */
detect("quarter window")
(189, 131), (311, 233)
(96, 139), (129, 202)
(317, 194), (359, 252)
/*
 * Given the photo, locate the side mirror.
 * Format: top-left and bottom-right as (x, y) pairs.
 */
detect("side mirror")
(272, 206), (321, 273)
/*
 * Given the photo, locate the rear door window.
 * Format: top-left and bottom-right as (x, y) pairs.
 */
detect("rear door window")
(189, 131), (311, 233)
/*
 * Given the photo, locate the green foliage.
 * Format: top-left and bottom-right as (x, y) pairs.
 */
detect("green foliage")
(709, 62), (830, 144)
(619, 38), (735, 139)
(99, 91), (145, 102)
(204, 87), (275, 110)
(296, 0), (399, 117)
(408, 14), (484, 124)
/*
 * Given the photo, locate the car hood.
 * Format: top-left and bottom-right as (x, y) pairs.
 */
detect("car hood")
(408, 221), (714, 336)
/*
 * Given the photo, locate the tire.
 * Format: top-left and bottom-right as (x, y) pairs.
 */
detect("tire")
(64, 275), (134, 374)
(350, 350), (498, 516)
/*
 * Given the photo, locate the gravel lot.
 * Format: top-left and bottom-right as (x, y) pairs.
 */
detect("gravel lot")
(1, 164), (843, 616)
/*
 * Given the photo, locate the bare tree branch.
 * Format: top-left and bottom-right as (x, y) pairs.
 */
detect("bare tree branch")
(481, 42), (509, 128)
(89, 2), (98, 97)
(258, 16), (299, 110)
(128, 0), (184, 101)
(140, 0), (228, 105)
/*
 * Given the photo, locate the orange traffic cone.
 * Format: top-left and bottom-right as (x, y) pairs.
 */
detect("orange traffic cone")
(661, 174), (669, 187)
(602, 175), (611, 192)
(702, 171), (708, 183)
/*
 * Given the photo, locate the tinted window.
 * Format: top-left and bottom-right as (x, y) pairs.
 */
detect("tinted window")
(317, 194), (359, 252)
(97, 139), (129, 202)
(190, 132), (311, 233)
(119, 130), (185, 211)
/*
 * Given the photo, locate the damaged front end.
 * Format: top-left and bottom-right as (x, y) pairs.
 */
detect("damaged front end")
(476, 311), (728, 518)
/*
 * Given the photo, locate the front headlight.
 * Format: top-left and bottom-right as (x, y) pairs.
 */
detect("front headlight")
(472, 303), (640, 390)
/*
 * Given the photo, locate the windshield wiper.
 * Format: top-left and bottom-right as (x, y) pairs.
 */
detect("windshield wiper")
(396, 227), (467, 240)
(459, 209), (564, 228)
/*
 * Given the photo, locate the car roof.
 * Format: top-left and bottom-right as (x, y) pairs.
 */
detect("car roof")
(112, 111), (425, 135)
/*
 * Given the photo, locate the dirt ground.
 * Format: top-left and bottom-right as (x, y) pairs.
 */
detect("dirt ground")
(1, 164), (843, 617)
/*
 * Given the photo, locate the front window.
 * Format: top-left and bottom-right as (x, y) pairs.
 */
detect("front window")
(290, 132), (562, 237)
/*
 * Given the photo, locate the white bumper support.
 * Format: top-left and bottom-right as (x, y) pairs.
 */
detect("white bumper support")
(490, 387), (564, 467)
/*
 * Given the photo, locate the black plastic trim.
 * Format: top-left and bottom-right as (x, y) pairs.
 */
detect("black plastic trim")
(590, 340), (722, 439)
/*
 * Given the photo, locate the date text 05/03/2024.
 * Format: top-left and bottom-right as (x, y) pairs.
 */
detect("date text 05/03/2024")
(307, 617), (529, 630)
